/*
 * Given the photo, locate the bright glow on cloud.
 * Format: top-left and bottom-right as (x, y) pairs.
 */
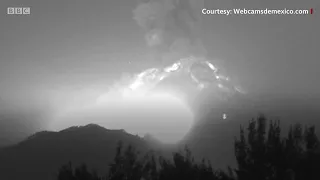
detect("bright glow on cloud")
(95, 88), (194, 144)
(50, 56), (244, 144)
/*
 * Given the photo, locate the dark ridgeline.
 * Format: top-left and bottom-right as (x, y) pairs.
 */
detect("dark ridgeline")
(54, 115), (320, 180)
(0, 124), (150, 180)
(55, 115), (320, 180)
(0, 115), (319, 180)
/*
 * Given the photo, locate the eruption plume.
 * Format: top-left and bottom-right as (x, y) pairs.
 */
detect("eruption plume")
(133, 0), (206, 64)
(50, 1), (246, 143)
(130, 0), (245, 111)
(91, 0), (245, 129)
(105, 56), (244, 109)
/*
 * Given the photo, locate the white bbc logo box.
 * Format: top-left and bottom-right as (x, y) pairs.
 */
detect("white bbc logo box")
(7, 7), (30, 15)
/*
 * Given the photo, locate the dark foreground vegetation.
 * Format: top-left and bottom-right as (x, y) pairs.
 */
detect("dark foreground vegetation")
(57, 115), (320, 180)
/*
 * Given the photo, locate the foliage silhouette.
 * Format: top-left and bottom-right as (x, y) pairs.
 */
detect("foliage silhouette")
(57, 115), (320, 180)
(234, 115), (320, 180)
(57, 162), (101, 180)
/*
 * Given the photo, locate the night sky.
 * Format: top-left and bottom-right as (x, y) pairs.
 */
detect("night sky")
(0, 0), (319, 145)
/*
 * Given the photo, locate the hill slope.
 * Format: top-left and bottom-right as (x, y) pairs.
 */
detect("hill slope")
(0, 95), (319, 180)
(0, 124), (150, 180)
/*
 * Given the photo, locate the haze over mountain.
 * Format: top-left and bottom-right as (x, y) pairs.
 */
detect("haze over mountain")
(0, 0), (319, 179)
(0, 0), (319, 147)
(1, 93), (320, 180)
(0, 124), (151, 180)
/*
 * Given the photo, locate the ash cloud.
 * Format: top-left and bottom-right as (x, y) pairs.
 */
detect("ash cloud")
(133, 0), (206, 64)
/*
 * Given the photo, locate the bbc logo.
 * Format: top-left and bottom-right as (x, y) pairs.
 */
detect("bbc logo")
(7, 7), (30, 15)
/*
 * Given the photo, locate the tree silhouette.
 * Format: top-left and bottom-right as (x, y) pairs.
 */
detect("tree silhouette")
(157, 146), (228, 180)
(108, 141), (144, 180)
(57, 115), (320, 180)
(57, 162), (101, 180)
(234, 115), (320, 180)
(57, 143), (228, 180)
(57, 162), (75, 180)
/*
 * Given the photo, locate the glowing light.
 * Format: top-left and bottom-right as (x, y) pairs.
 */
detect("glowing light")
(95, 88), (193, 144)
(52, 55), (245, 144)
(129, 79), (143, 90)
(164, 62), (181, 72)
(205, 61), (217, 72)
(223, 113), (227, 120)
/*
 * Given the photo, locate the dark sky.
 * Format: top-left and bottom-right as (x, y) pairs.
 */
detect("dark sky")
(0, 0), (319, 144)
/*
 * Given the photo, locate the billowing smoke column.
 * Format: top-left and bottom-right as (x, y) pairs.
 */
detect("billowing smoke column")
(129, 0), (245, 116)
(133, 0), (206, 64)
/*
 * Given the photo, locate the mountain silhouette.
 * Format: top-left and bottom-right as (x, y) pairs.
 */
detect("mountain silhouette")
(0, 95), (319, 180)
(0, 124), (151, 180)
